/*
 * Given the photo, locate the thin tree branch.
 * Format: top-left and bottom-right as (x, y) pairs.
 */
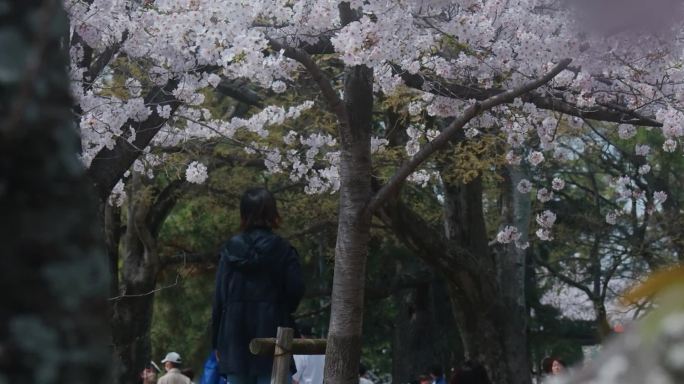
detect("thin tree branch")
(397, 66), (661, 127)
(269, 39), (348, 126)
(534, 253), (597, 300)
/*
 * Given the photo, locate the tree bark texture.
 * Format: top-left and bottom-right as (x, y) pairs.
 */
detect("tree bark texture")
(111, 175), (160, 383)
(440, 174), (532, 384)
(393, 282), (437, 382)
(498, 167), (533, 384)
(323, 64), (374, 384)
(392, 277), (458, 383)
(0, 1), (110, 382)
(441, 177), (509, 384)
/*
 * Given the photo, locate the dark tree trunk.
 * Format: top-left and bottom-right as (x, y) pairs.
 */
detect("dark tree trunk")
(593, 301), (612, 340)
(0, 1), (110, 382)
(497, 167), (532, 384)
(111, 288), (156, 384)
(323, 64), (374, 384)
(446, 281), (511, 383)
(377, 176), (533, 384)
(440, 174), (532, 384)
(105, 203), (122, 297)
(111, 175), (160, 383)
(392, 282), (437, 383)
(441, 177), (505, 382)
(103, 169), (197, 383)
(392, 277), (458, 383)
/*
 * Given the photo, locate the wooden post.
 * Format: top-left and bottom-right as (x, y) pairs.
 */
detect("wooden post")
(270, 327), (294, 384)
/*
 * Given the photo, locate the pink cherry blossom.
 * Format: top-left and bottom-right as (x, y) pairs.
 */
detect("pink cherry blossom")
(552, 178), (565, 191)
(527, 151), (545, 167)
(537, 188), (554, 203)
(517, 179), (532, 194)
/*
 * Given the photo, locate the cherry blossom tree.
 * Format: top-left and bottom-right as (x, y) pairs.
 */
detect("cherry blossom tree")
(64, 0), (684, 383)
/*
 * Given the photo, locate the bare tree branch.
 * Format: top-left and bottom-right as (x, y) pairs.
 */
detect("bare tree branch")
(534, 253), (597, 300)
(396, 65), (661, 127)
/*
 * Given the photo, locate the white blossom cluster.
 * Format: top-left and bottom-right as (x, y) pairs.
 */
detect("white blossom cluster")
(535, 210), (557, 241)
(496, 225), (529, 249)
(552, 178), (565, 191)
(607, 173), (670, 221)
(185, 161), (208, 184)
(108, 179), (126, 207)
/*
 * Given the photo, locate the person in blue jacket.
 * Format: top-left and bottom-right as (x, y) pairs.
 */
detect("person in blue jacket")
(212, 187), (305, 384)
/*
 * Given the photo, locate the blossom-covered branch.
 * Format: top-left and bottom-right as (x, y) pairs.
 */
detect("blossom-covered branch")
(367, 58), (573, 214)
(396, 67), (662, 127)
(86, 79), (181, 200)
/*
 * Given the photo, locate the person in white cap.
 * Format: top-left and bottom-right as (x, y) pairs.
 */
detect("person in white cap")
(158, 352), (192, 384)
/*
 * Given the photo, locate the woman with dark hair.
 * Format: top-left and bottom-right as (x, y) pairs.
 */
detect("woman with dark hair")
(239, 187), (282, 230)
(542, 357), (567, 375)
(212, 187), (305, 384)
(449, 361), (491, 384)
(540, 356), (567, 382)
(550, 358), (566, 376)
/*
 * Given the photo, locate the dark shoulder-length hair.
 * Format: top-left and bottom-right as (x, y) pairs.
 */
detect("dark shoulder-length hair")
(240, 187), (281, 230)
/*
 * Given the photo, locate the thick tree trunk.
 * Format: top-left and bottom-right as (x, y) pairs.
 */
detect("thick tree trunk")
(0, 1), (110, 382)
(111, 274), (157, 383)
(392, 277), (458, 383)
(498, 167), (533, 384)
(392, 283), (437, 382)
(446, 281), (511, 383)
(323, 65), (374, 384)
(588, 234), (612, 341)
(112, 287), (156, 383)
(111, 176), (160, 383)
(441, 175), (532, 384)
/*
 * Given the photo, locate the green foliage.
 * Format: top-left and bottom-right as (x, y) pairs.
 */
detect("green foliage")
(152, 269), (215, 374)
(437, 135), (505, 185)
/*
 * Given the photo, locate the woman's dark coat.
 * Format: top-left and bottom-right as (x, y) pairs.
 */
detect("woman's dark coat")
(211, 227), (305, 376)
